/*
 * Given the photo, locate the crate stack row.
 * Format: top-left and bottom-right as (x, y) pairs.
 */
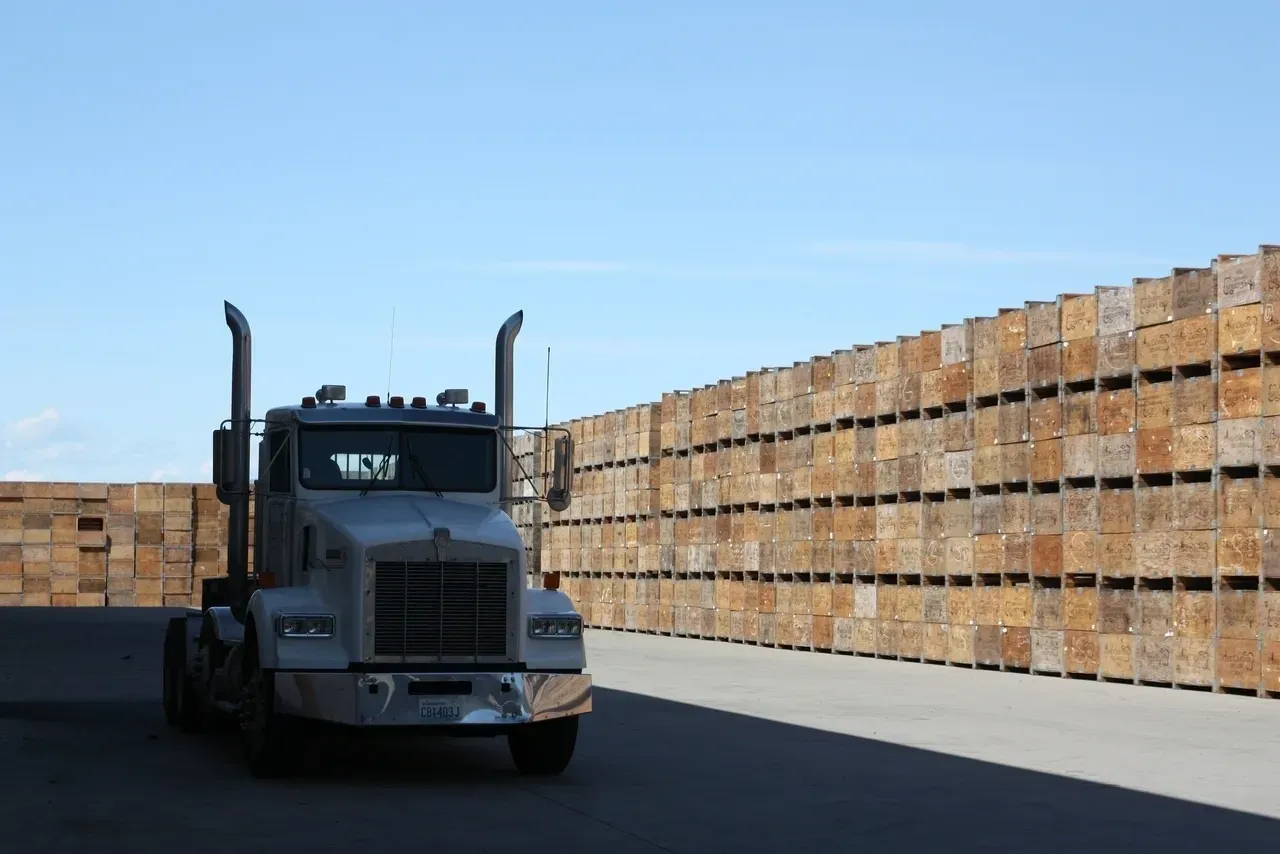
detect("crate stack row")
(540, 244), (1280, 698)
(535, 405), (663, 629)
(0, 481), (254, 608)
(510, 431), (545, 583)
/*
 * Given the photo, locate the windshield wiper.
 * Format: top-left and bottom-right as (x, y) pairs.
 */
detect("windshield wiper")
(403, 446), (444, 499)
(359, 433), (398, 497)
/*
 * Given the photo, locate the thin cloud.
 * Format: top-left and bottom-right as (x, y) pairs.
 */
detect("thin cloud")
(26, 441), (89, 462)
(3, 469), (47, 481)
(498, 260), (629, 273)
(422, 258), (802, 282)
(396, 334), (721, 359)
(807, 239), (1164, 266)
(149, 464), (186, 481)
(2, 408), (61, 446)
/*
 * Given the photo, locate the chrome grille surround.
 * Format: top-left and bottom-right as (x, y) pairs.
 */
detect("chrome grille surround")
(362, 541), (521, 665)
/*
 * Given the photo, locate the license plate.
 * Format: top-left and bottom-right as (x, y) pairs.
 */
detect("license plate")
(419, 699), (462, 722)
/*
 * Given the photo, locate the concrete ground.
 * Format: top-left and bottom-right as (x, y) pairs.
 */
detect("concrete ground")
(1, 608), (1278, 853)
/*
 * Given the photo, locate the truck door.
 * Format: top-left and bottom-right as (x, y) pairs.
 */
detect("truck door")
(261, 428), (295, 587)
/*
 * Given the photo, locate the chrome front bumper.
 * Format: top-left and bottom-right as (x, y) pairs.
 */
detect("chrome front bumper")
(272, 671), (592, 727)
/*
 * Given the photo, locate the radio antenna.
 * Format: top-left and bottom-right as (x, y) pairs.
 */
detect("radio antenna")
(385, 306), (397, 399)
(544, 346), (552, 431)
(544, 346), (552, 483)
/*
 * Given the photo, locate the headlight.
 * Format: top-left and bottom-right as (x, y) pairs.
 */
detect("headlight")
(528, 614), (583, 639)
(277, 614), (335, 638)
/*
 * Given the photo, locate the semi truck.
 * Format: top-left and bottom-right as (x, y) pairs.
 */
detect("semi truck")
(161, 301), (591, 778)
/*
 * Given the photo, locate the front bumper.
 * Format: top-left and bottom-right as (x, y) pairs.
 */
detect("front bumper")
(272, 671), (592, 727)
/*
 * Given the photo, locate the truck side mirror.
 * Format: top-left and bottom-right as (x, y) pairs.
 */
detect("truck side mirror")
(546, 434), (573, 513)
(212, 428), (236, 503)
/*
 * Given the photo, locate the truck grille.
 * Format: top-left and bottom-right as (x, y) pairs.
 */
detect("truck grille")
(372, 560), (510, 659)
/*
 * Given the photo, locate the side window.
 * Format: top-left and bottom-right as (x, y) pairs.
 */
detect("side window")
(267, 429), (293, 494)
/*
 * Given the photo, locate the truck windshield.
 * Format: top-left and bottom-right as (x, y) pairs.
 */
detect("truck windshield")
(297, 426), (498, 493)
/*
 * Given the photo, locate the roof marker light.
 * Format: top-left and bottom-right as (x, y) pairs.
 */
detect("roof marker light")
(365, 395), (381, 407)
(301, 396), (317, 408)
(389, 396), (404, 408)
(471, 401), (486, 413)
(411, 396), (427, 409)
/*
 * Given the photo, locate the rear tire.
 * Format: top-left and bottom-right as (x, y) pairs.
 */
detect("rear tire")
(162, 618), (204, 733)
(508, 715), (579, 776)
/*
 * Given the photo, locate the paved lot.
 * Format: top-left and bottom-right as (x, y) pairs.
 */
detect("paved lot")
(1, 607), (1278, 853)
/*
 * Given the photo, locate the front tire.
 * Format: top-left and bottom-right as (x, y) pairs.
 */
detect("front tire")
(508, 715), (580, 776)
(241, 665), (299, 779)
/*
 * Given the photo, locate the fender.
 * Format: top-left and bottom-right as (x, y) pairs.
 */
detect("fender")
(522, 587), (588, 672)
(524, 587), (578, 615)
(201, 606), (246, 648)
(244, 587), (354, 672)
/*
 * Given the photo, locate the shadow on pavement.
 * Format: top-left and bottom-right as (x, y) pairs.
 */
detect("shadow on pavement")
(1, 607), (1276, 852)
(1, 686), (1276, 852)
(577, 687), (1280, 852)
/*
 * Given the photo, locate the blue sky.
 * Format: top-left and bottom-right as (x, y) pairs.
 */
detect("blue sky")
(1, 1), (1277, 484)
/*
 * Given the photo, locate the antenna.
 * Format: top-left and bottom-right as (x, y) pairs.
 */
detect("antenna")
(544, 346), (552, 483)
(385, 306), (397, 399)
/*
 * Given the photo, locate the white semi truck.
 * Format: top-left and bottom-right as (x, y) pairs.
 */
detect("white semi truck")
(162, 301), (591, 778)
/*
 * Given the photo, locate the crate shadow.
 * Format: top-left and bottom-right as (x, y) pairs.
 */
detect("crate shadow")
(576, 687), (1280, 852)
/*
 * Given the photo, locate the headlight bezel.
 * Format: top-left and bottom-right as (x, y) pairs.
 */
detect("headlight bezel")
(527, 614), (583, 640)
(276, 613), (336, 639)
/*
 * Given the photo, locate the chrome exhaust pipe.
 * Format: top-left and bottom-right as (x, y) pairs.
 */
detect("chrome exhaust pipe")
(224, 301), (253, 596)
(494, 310), (523, 515)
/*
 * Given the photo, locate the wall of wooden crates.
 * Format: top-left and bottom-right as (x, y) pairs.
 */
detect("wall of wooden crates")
(532, 245), (1280, 698)
(5, 244), (1280, 699)
(0, 482), (245, 608)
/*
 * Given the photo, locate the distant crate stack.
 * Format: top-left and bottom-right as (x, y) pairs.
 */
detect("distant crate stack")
(4, 244), (1280, 699)
(0, 483), (248, 608)
(532, 244), (1280, 698)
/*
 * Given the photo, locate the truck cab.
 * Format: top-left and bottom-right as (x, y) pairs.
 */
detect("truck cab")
(162, 302), (590, 779)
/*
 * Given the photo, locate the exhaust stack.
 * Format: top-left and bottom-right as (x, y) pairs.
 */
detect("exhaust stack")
(224, 301), (253, 598)
(494, 310), (523, 515)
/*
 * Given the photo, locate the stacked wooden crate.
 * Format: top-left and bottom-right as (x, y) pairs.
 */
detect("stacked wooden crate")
(548, 243), (1280, 700)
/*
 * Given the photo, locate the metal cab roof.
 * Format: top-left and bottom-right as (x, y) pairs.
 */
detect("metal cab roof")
(264, 402), (500, 429)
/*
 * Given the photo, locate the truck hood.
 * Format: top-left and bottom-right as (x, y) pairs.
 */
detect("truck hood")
(310, 493), (523, 552)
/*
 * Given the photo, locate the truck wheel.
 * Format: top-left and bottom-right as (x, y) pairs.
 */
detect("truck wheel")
(508, 715), (579, 776)
(241, 666), (298, 779)
(162, 618), (204, 733)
